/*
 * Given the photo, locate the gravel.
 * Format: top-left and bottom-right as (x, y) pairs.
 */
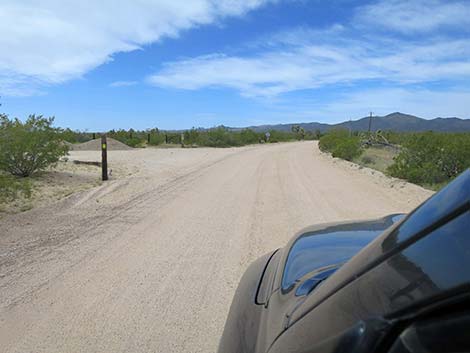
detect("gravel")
(0, 142), (433, 353)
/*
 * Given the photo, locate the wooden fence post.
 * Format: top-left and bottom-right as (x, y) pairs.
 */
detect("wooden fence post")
(101, 135), (108, 181)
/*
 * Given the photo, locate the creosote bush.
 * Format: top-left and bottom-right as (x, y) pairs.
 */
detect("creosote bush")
(387, 132), (470, 185)
(0, 114), (68, 177)
(319, 129), (362, 161)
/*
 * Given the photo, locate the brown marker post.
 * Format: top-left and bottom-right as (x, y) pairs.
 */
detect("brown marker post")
(101, 135), (108, 181)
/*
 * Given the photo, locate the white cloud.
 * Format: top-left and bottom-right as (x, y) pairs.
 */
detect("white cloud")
(355, 0), (470, 34)
(109, 81), (138, 88)
(147, 34), (470, 97)
(0, 0), (271, 95)
(147, 0), (470, 97)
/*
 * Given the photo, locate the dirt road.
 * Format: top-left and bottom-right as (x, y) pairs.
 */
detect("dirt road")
(0, 142), (432, 353)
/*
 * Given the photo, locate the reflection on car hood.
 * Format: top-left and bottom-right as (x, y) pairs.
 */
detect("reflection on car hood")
(282, 214), (405, 292)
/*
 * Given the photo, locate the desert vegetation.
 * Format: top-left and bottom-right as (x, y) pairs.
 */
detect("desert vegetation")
(0, 115), (68, 177)
(319, 129), (470, 189)
(318, 129), (362, 161)
(61, 125), (317, 148)
(0, 114), (102, 212)
(0, 114), (68, 207)
(387, 132), (470, 187)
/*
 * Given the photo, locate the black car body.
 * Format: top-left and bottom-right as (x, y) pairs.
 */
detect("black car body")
(218, 170), (470, 353)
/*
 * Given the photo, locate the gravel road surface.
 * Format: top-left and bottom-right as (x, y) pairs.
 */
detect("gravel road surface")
(0, 142), (433, 353)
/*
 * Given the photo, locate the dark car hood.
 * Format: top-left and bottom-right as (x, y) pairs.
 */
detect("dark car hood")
(219, 170), (470, 353)
(254, 214), (406, 352)
(280, 214), (405, 293)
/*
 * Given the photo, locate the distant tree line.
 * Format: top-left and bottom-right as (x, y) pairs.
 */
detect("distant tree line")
(59, 125), (321, 148)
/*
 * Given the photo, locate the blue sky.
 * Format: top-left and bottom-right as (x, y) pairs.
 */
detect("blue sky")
(1, 0), (470, 130)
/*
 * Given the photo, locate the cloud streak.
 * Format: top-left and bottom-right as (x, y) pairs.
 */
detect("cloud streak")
(355, 0), (470, 34)
(147, 0), (470, 98)
(0, 0), (272, 95)
(109, 81), (138, 88)
(148, 33), (470, 97)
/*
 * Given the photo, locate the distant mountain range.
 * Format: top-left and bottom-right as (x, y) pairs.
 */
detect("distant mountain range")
(232, 112), (470, 133)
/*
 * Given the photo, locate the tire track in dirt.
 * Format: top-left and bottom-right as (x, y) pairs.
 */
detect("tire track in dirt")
(0, 142), (432, 353)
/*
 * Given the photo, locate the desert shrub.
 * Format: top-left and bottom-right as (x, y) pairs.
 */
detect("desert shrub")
(183, 128), (201, 146)
(0, 173), (31, 203)
(180, 127), (264, 147)
(165, 132), (183, 144)
(148, 132), (166, 145)
(0, 114), (68, 177)
(303, 129), (321, 140)
(239, 129), (262, 144)
(331, 138), (362, 161)
(267, 130), (296, 143)
(108, 129), (145, 147)
(125, 137), (142, 147)
(387, 132), (470, 185)
(205, 127), (239, 147)
(319, 129), (362, 161)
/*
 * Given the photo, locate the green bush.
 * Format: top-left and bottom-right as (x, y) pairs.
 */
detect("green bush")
(387, 132), (470, 185)
(266, 130), (296, 143)
(319, 129), (362, 161)
(183, 128), (201, 146)
(239, 129), (262, 144)
(181, 127), (265, 147)
(0, 114), (68, 177)
(148, 133), (166, 145)
(108, 129), (144, 147)
(206, 127), (238, 147)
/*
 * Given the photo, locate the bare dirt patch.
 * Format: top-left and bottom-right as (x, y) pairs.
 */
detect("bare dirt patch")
(0, 161), (101, 214)
(0, 148), (133, 214)
(70, 137), (132, 151)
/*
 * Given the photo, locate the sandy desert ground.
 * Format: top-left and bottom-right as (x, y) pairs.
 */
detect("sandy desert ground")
(0, 141), (433, 353)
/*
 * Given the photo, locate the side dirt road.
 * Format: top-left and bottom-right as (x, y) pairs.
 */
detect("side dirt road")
(0, 142), (433, 353)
